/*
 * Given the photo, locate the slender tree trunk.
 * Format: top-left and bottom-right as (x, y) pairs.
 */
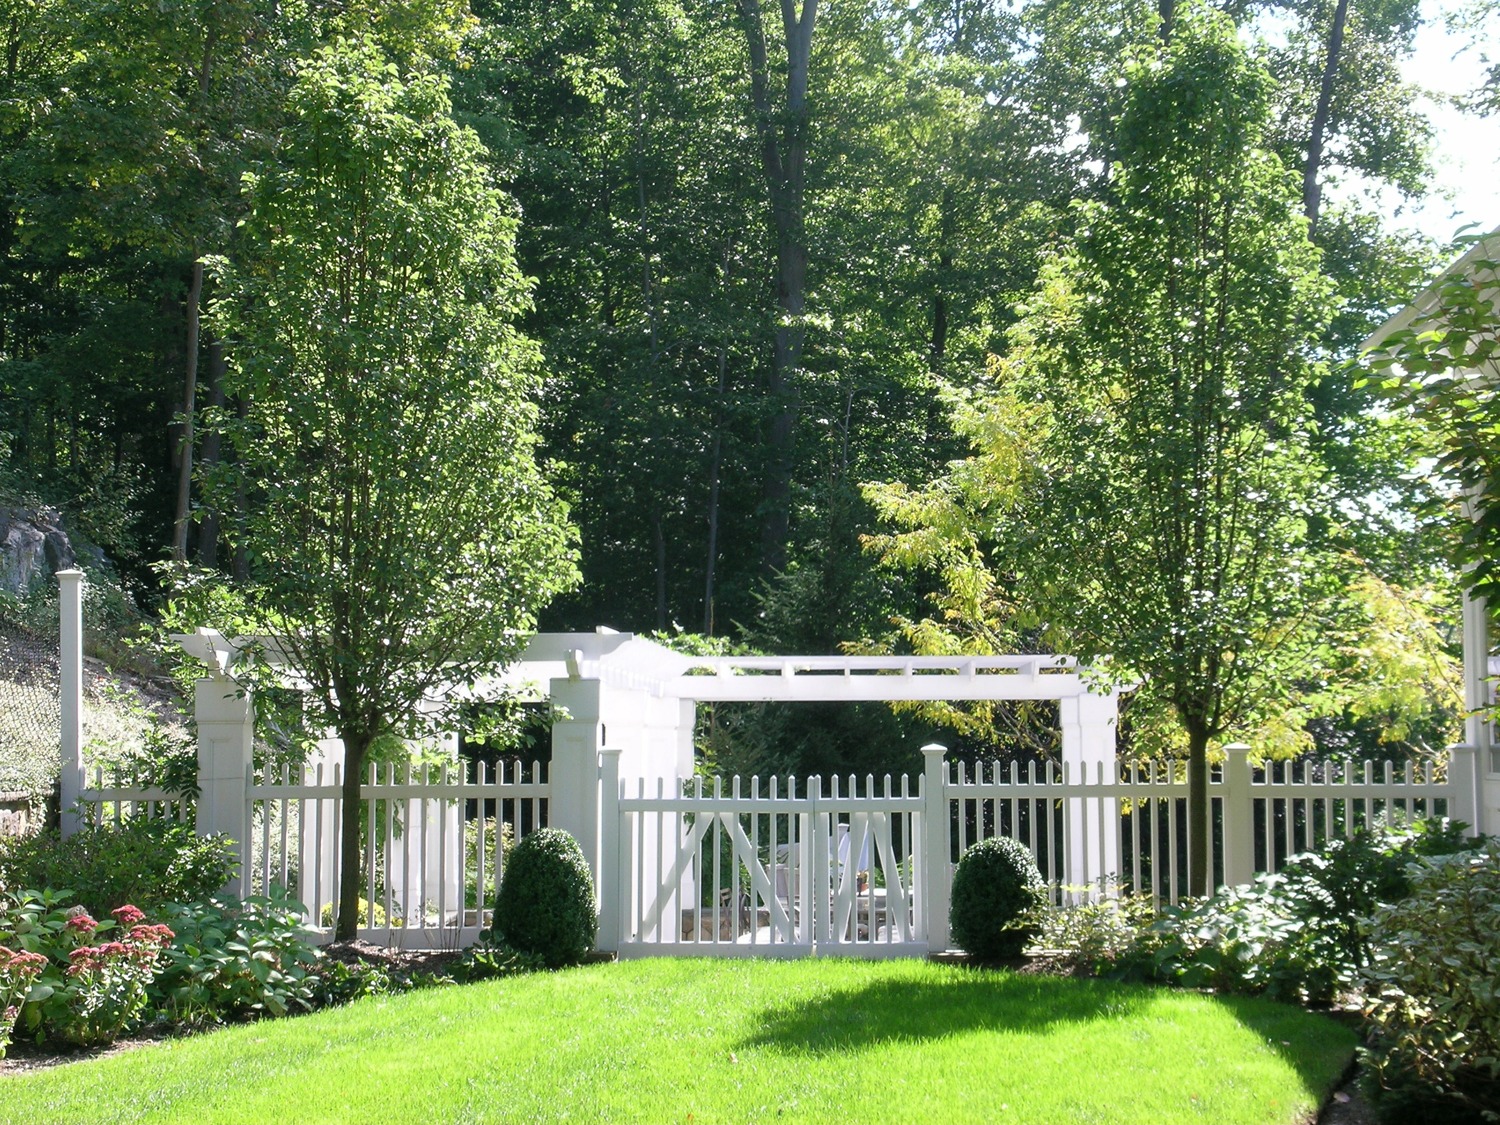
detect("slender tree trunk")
(652, 508), (668, 631)
(1304, 0), (1350, 234)
(232, 394), (251, 582)
(737, 0), (817, 577)
(1186, 722), (1211, 897)
(172, 256), (204, 562)
(704, 338), (729, 635)
(335, 734), (370, 941)
(196, 336), (227, 568)
(1158, 0), (1175, 42)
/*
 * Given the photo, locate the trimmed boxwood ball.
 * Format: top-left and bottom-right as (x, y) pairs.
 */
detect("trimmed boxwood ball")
(949, 836), (1046, 962)
(493, 828), (597, 967)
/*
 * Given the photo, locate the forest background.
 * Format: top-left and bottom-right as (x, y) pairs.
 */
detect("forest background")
(1, 0), (1495, 782)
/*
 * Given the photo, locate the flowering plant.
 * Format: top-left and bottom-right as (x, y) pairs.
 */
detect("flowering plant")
(2, 892), (173, 1047)
(0, 945), (48, 1059)
(49, 912), (174, 1046)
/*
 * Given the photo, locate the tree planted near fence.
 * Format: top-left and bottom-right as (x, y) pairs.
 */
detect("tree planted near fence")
(207, 38), (578, 940)
(868, 7), (1342, 897)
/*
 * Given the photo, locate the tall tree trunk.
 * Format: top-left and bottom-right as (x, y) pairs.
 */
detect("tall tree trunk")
(335, 732), (372, 941)
(704, 339), (729, 635)
(737, 0), (817, 577)
(1158, 0), (1175, 42)
(1304, 0), (1350, 234)
(652, 508), (668, 631)
(1186, 721), (1211, 897)
(196, 336), (227, 568)
(172, 256), (204, 562)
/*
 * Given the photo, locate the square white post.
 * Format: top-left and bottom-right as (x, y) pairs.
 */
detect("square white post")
(548, 676), (605, 885)
(57, 569), (85, 837)
(1059, 690), (1121, 894)
(195, 676), (255, 895)
(1221, 744), (1254, 887)
(597, 747), (622, 952)
(921, 744), (951, 952)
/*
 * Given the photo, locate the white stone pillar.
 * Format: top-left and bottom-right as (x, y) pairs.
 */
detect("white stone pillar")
(1221, 744), (1254, 888)
(921, 744), (951, 953)
(548, 676), (605, 884)
(195, 675), (255, 896)
(57, 569), (85, 837)
(1059, 690), (1120, 894)
(1464, 587), (1493, 769)
(300, 735), (344, 926)
(597, 747), (623, 953)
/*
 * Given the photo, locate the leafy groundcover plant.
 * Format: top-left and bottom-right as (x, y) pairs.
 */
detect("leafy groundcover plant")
(0, 943), (47, 1057)
(2, 893), (174, 1047)
(1361, 838), (1500, 1123)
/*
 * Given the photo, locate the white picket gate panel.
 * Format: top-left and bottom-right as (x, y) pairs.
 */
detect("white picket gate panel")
(244, 758), (549, 949)
(613, 773), (927, 957)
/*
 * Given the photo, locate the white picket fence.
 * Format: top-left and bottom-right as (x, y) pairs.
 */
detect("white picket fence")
(77, 743), (1470, 953)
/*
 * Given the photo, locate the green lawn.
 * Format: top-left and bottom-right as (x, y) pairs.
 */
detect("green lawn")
(0, 958), (1355, 1125)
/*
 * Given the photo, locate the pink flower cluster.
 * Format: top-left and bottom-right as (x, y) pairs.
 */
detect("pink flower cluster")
(1, 945), (49, 1054)
(64, 922), (174, 978)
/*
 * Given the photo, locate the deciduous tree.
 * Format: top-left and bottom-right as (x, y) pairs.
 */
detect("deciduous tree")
(209, 39), (578, 939)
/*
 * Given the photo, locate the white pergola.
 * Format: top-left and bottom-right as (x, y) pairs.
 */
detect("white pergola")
(471, 628), (1123, 873)
(170, 626), (1124, 891)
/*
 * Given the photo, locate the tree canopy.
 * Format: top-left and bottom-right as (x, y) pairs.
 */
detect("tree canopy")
(208, 37), (578, 938)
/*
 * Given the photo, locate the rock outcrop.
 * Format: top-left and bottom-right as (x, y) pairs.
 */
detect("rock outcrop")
(0, 506), (77, 595)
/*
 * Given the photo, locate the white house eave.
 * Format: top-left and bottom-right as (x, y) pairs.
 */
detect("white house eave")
(1363, 227), (1500, 350)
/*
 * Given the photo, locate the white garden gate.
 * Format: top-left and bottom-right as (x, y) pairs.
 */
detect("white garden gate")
(611, 770), (926, 957)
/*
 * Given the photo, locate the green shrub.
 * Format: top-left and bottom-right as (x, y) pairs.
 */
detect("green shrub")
(1032, 888), (1162, 977)
(1361, 839), (1500, 1123)
(492, 828), (596, 967)
(1, 891), (173, 1048)
(949, 836), (1046, 962)
(1115, 819), (1477, 1005)
(150, 890), (322, 1025)
(451, 933), (548, 983)
(0, 820), (235, 919)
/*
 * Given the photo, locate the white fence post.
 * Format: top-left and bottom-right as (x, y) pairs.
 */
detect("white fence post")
(921, 744), (951, 953)
(548, 676), (605, 888)
(195, 675), (255, 895)
(1448, 744), (1480, 833)
(1221, 743), (1254, 888)
(597, 747), (622, 953)
(57, 569), (85, 837)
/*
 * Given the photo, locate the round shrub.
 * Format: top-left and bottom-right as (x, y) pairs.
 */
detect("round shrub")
(0, 819), (235, 919)
(493, 828), (596, 967)
(949, 836), (1046, 962)
(1361, 838), (1500, 1123)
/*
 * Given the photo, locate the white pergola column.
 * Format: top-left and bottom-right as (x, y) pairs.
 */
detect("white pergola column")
(1059, 689), (1120, 893)
(548, 676), (606, 884)
(195, 675), (255, 895)
(58, 569), (85, 837)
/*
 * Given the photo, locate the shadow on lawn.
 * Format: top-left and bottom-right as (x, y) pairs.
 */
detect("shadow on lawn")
(739, 971), (1150, 1055)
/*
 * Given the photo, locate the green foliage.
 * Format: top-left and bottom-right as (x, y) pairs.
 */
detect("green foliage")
(151, 891), (322, 1025)
(1, 894), (173, 1047)
(1145, 820), (1474, 1005)
(1366, 236), (1500, 605)
(207, 36), (578, 938)
(0, 820), (235, 921)
(1361, 838), (1500, 1123)
(449, 933), (548, 983)
(1034, 819), (1475, 1006)
(1031, 887), (1163, 978)
(492, 828), (597, 967)
(949, 836), (1046, 962)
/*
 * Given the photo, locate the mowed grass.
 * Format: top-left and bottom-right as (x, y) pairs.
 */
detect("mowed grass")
(1, 958), (1354, 1125)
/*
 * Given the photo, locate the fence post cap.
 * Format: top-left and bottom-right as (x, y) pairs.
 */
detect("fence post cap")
(920, 743), (947, 756)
